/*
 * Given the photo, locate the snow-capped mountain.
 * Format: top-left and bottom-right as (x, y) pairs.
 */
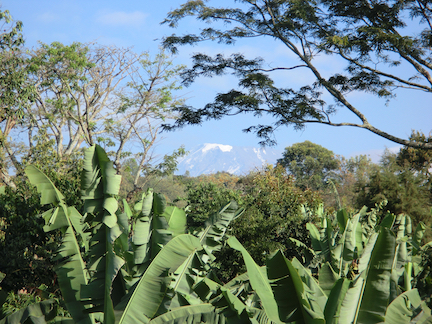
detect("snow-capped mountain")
(176, 143), (281, 176)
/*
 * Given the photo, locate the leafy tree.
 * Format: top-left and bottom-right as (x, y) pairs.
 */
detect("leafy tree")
(2, 40), (186, 200)
(183, 165), (321, 282)
(162, 0), (432, 149)
(277, 141), (340, 191)
(122, 146), (188, 201)
(356, 150), (432, 226)
(397, 130), (432, 177)
(327, 154), (379, 211)
(184, 181), (243, 229)
(0, 10), (35, 187)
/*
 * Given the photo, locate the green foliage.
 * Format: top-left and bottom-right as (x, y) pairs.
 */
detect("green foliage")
(0, 139), (83, 296)
(3, 145), (244, 323)
(221, 210), (432, 324)
(0, 9), (33, 123)
(4, 143), (432, 324)
(229, 165), (320, 266)
(277, 141), (340, 191)
(184, 181), (242, 229)
(0, 182), (56, 295)
(120, 147), (188, 202)
(413, 244), (432, 309)
(162, 0), (432, 149)
(328, 155), (379, 212)
(356, 150), (432, 227)
(397, 131), (432, 175)
(183, 165), (321, 282)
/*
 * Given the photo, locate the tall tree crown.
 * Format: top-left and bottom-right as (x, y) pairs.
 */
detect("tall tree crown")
(162, 0), (432, 149)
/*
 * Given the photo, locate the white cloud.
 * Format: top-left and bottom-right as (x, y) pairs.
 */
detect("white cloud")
(96, 10), (148, 27)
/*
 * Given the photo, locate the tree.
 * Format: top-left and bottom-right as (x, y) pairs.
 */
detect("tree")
(3, 41), (186, 197)
(0, 10), (34, 187)
(397, 130), (432, 177)
(356, 150), (432, 226)
(162, 0), (432, 149)
(329, 154), (379, 211)
(277, 141), (340, 191)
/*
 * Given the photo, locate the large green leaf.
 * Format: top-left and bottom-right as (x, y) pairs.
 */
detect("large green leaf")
(337, 228), (396, 324)
(337, 209), (349, 233)
(148, 304), (215, 324)
(324, 278), (351, 324)
(291, 258), (327, 313)
(25, 165), (64, 205)
(319, 263), (340, 297)
(81, 145), (121, 219)
(307, 222), (322, 252)
(79, 145), (123, 324)
(0, 299), (57, 324)
(162, 206), (187, 237)
(227, 236), (281, 324)
(267, 251), (325, 324)
(25, 165), (94, 324)
(118, 234), (203, 324)
(357, 228), (396, 324)
(341, 210), (362, 268)
(132, 190), (153, 265)
(54, 225), (94, 324)
(169, 202), (244, 310)
(199, 201), (244, 252)
(383, 289), (422, 324)
(131, 190), (186, 280)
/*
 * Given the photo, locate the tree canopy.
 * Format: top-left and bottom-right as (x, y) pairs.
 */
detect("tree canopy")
(277, 140), (340, 190)
(0, 39), (187, 195)
(162, 0), (432, 149)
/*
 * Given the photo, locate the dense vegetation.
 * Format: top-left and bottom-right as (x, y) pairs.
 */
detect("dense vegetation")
(1, 139), (431, 323)
(1, 2), (432, 323)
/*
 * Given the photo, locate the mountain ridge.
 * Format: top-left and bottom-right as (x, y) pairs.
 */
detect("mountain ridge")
(175, 143), (281, 176)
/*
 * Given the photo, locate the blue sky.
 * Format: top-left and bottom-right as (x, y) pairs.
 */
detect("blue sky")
(3, 0), (431, 162)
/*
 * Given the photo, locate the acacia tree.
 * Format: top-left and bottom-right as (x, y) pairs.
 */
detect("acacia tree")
(162, 0), (432, 149)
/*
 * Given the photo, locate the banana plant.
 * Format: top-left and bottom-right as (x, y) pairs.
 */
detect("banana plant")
(221, 212), (432, 324)
(24, 164), (97, 324)
(79, 145), (124, 324)
(16, 145), (245, 324)
(119, 188), (188, 289)
(168, 201), (245, 310)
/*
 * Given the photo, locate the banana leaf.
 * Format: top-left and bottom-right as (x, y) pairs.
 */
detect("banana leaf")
(337, 227), (397, 324)
(383, 289), (423, 324)
(169, 202), (244, 310)
(129, 190), (187, 288)
(324, 278), (351, 324)
(79, 145), (124, 324)
(267, 251), (325, 324)
(148, 304), (215, 324)
(25, 165), (95, 324)
(0, 299), (57, 324)
(319, 263), (340, 297)
(227, 237), (281, 324)
(25, 165), (64, 205)
(118, 234), (203, 323)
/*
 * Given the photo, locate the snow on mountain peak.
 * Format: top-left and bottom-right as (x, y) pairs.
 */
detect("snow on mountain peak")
(176, 143), (281, 176)
(202, 143), (233, 153)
